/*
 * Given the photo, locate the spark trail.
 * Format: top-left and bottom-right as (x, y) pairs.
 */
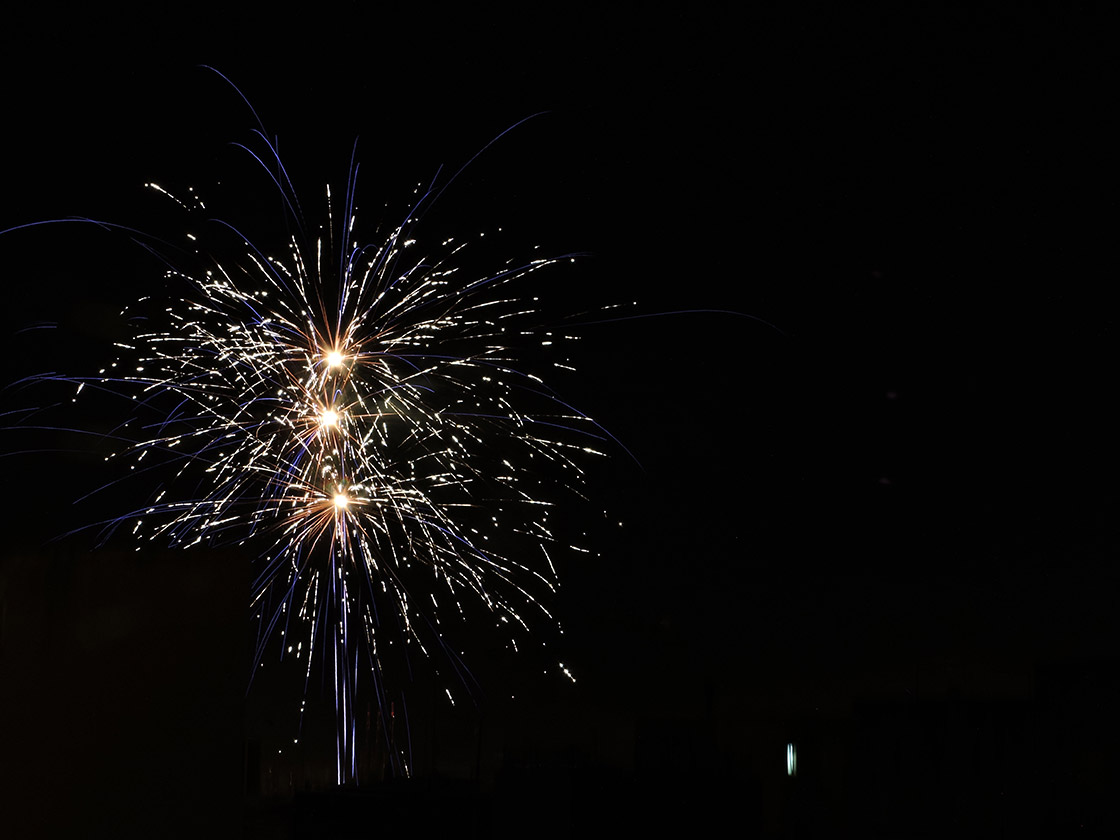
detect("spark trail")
(5, 73), (604, 781)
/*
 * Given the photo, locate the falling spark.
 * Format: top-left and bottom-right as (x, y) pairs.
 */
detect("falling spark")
(5, 70), (608, 782)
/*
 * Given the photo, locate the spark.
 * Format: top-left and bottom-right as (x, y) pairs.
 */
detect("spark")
(8, 73), (606, 783)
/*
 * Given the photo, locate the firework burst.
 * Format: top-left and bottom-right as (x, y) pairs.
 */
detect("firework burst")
(5, 72), (606, 781)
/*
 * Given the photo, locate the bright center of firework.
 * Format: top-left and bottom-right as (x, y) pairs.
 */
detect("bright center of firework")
(320, 408), (340, 427)
(333, 492), (349, 510)
(326, 350), (345, 369)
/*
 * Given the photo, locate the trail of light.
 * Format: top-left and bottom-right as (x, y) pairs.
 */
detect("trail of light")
(7, 81), (605, 780)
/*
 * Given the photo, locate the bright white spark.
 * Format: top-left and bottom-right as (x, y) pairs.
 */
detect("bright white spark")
(44, 112), (605, 784)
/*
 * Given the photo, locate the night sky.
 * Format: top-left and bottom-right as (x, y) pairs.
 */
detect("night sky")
(2, 4), (1117, 837)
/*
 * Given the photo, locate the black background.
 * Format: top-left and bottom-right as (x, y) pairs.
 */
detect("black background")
(1, 3), (1117, 837)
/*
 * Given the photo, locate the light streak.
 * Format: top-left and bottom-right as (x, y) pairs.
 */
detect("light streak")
(7, 71), (605, 782)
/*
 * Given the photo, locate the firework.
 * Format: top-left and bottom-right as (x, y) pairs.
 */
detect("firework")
(5, 72), (604, 782)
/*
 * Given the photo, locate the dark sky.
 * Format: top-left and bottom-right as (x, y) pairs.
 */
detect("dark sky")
(2, 3), (1117, 836)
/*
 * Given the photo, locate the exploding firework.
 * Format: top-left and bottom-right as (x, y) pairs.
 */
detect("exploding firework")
(5, 70), (606, 781)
